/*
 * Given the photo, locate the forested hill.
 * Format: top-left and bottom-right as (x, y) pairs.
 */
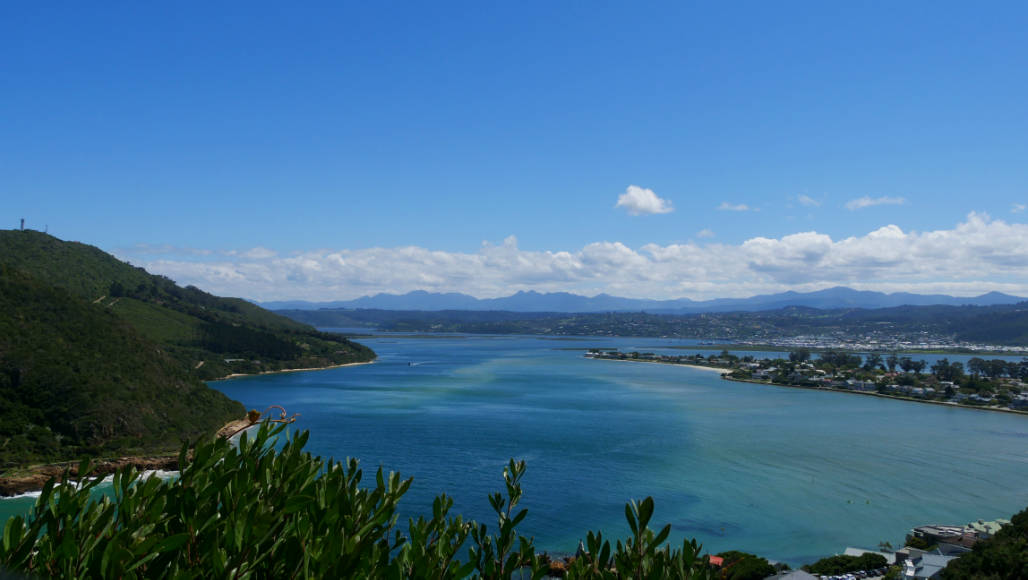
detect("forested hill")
(0, 230), (374, 380)
(0, 230), (374, 466)
(0, 267), (243, 465)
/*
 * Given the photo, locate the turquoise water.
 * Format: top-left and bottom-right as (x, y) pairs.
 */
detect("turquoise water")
(3, 335), (1026, 565)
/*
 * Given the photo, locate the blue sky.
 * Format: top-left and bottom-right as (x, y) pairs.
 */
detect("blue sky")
(3, 2), (1027, 300)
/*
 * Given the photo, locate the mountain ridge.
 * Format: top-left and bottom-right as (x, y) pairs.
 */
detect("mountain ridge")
(262, 286), (1026, 313)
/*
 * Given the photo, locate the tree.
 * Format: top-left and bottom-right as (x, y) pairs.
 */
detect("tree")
(716, 551), (776, 580)
(932, 358), (964, 382)
(804, 553), (888, 575)
(789, 349), (811, 363)
(968, 357), (987, 377)
(912, 360), (927, 376)
(886, 354), (899, 373)
(899, 357), (915, 373)
(988, 359), (1011, 379)
(864, 353), (883, 371)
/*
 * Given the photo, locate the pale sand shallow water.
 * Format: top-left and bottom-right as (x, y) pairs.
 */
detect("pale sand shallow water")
(219, 360), (375, 380)
(592, 357), (729, 374)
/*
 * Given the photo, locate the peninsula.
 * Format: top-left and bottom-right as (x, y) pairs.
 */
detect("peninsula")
(586, 348), (1028, 415)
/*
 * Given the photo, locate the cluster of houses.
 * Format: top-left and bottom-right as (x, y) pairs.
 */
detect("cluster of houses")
(585, 349), (1028, 413)
(745, 362), (1028, 412)
(769, 518), (1011, 580)
(891, 518), (1011, 579)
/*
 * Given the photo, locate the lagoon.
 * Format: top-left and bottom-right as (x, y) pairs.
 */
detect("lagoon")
(0, 334), (1023, 566)
(211, 334), (1027, 565)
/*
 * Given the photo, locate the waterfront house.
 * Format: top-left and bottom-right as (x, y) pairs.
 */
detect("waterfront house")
(911, 525), (975, 547)
(967, 518), (1010, 539)
(902, 552), (956, 579)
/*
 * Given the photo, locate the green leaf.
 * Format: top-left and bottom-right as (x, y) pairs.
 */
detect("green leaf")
(154, 533), (191, 553)
(638, 496), (654, 531)
(625, 502), (638, 536)
(284, 494), (314, 514)
(652, 524), (671, 548)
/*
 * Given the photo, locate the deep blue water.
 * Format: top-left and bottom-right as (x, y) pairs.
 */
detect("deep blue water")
(2, 334), (1025, 566)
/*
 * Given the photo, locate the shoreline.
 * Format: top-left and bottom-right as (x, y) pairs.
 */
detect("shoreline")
(0, 454), (180, 497)
(649, 343), (1028, 356)
(0, 413), (270, 497)
(213, 359), (375, 381)
(724, 375), (1028, 416)
(588, 356), (1027, 417)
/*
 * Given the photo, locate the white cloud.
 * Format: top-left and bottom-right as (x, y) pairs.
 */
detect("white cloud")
(232, 246), (278, 259)
(796, 194), (820, 207)
(696, 229), (715, 238)
(127, 213), (1028, 302)
(845, 196), (907, 210)
(717, 202), (753, 212)
(1012, 203), (1025, 214)
(615, 185), (673, 215)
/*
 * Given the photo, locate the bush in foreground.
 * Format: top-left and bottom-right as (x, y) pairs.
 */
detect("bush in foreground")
(0, 425), (715, 579)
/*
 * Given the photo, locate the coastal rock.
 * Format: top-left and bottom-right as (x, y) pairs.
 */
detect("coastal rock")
(0, 455), (179, 497)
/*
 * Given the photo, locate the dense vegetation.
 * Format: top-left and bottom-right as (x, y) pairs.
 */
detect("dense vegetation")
(0, 425), (717, 579)
(0, 230), (375, 381)
(0, 229), (374, 466)
(280, 303), (1028, 346)
(711, 550), (776, 579)
(0, 268), (243, 465)
(803, 552), (887, 575)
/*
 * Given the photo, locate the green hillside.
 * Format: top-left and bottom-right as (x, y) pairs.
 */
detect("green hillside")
(0, 229), (376, 466)
(0, 267), (244, 466)
(0, 230), (375, 380)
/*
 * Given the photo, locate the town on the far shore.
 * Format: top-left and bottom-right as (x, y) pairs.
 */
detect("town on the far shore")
(585, 348), (1028, 414)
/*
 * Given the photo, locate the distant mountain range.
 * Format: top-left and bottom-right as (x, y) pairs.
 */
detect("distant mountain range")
(263, 287), (1026, 314)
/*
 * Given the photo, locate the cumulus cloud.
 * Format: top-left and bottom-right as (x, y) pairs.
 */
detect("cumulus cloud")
(717, 202), (754, 212)
(796, 194), (821, 207)
(125, 213), (1028, 302)
(696, 229), (715, 239)
(615, 185), (673, 215)
(1012, 203), (1025, 214)
(845, 196), (907, 210)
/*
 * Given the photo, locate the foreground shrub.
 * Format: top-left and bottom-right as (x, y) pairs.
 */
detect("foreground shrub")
(0, 425), (715, 578)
